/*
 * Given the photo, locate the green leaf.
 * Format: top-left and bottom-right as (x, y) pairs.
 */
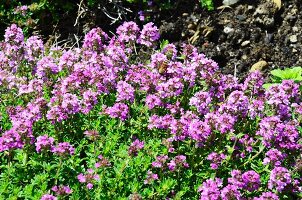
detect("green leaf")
(159, 40), (169, 51)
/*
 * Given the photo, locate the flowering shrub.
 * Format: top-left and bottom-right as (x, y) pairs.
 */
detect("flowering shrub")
(0, 21), (301, 200)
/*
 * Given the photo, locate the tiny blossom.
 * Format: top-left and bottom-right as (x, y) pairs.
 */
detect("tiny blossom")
(138, 11), (145, 21)
(116, 81), (135, 102)
(51, 185), (72, 196)
(161, 44), (177, 60)
(14, 5), (28, 16)
(103, 103), (129, 121)
(95, 155), (111, 168)
(150, 52), (167, 70)
(77, 168), (100, 189)
(220, 184), (241, 200)
(219, 90), (249, 117)
(198, 178), (222, 200)
(4, 24), (24, 44)
(228, 170), (245, 188)
(169, 155), (189, 171)
(84, 130), (99, 141)
(263, 149), (286, 166)
(144, 170), (158, 184)
(254, 192), (279, 200)
(207, 152), (226, 170)
(242, 70), (265, 96)
(268, 167), (291, 192)
(145, 94), (162, 109)
(0, 129), (24, 152)
(25, 36), (44, 62)
(83, 27), (108, 51)
(205, 112), (236, 134)
(35, 135), (55, 152)
(40, 194), (57, 200)
(128, 139), (144, 156)
(81, 89), (98, 114)
(116, 21), (140, 42)
(152, 155), (168, 168)
(241, 170), (261, 192)
(36, 56), (59, 79)
(138, 22), (160, 47)
(52, 142), (75, 156)
(189, 91), (212, 115)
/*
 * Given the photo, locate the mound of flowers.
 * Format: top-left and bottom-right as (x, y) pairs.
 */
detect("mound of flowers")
(0, 22), (301, 199)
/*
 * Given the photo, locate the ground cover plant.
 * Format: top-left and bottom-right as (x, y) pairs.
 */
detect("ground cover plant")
(0, 22), (301, 199)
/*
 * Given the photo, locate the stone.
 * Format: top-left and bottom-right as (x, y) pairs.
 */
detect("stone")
(250, 60), (268, 72)
(223, 0), (239, 6)
(223, 26), (234, 34)
(241, 40), (250, 47)
(289, 35), (298, 43)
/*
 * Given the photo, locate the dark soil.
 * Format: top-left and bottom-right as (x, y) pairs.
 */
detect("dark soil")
(157, 0), (302, 78)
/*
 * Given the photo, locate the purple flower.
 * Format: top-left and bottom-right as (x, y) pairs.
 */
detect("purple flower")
(128, 139), (144, 156)
(95, 154), (111, 168)
(81, 89), (98, 114)
(116, 81), (135, 102)
(205, 112), (236, 134)
(220, 184), (241, 200)
(254, 192), (279, 200)
(103, 103), (129, 121)
(189, 91), (212, 115)
(207, 152), (226, 170)
(40, 194), (57, 200)
(152, 155), (168, 168)
(116, 21), (140, 42)
(198, 178), (222, 200)
(138, 22), (160, 47)
(219, 90), (249, 117)
(145, 94), (162, 109)
(84, 130), (99, 141)
(51, 185), (72, 196)
(36, 56), (59, 79)
(161, 44), (177, 60)
(52, 142), (74, 156)
(263, 149), (286, 166)
(144, 170), (158, 184)
(35, 135), (55, 152)
(25, 36), (44, 62)
(4, 24), (24, 45)
(228, 170), (245, 188)
(268, 167), (291, 192)
(83, 27), (108, 51)
(242, 70), (265, 96)
(241, 170), (261, 192)
(0, 129), (24, 152)
(77, 168), (100, 189)
(138, 11), (145, 21)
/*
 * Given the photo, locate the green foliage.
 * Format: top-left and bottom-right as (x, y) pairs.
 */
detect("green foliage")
(200, 0), (214, 11)
(263, 66), (302, 89)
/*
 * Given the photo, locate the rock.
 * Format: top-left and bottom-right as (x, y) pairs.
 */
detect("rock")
(289, 35), (298, 43)
(250, 60), (268, 72)
(241, 40), (250, 47)
(254, 4), (269, 15)
(247, 5), (254, 10)
(236, 15), (246, 21)
(188, 24), (195, 29)
(292, 27), (298, 32)
(292, 48), (298, 53)
(223, 26), (234, 34)
(182, 13), (189, 17)
(242, 55), (248, 60)
(223, 0), (239, 6)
